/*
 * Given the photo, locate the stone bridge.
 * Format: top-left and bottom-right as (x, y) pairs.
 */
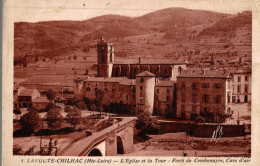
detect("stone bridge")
(60, 118), (135, 156)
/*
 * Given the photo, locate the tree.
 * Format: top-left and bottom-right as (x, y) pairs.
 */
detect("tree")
(45, 89), (56, 101)
(136, 109), (160, 139)
(75, 100), (87, 109)
(45, 102), (56, 112)
(20, 110), (41, 133)
(67, 107), (82, 131)
(46, 109), (63, 130)
(95, 89), (107, 116)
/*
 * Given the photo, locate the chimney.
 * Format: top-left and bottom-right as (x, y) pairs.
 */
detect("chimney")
(139, 57), (141, 64)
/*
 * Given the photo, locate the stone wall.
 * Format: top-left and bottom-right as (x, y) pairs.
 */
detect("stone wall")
(159, 121), (246, 137)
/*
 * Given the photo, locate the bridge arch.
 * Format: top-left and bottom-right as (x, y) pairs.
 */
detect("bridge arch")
(88, 148), (103, 156)
(117, 136), (124, 154)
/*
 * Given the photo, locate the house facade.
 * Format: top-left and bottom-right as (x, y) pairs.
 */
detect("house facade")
(176, 69), (233, 123)
(231, 68), (251, 103)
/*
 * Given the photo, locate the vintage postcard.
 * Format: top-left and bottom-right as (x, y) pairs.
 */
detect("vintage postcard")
(2, 0), (260, 165)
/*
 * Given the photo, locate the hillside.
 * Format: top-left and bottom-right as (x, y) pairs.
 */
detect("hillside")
(14, 8), (252, 66)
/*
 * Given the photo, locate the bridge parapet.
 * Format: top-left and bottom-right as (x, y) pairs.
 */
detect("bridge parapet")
(79, 118), (135, 156)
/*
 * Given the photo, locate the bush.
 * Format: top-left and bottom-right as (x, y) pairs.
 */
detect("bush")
(13, 145), (24, 155)
(34, 129), (55, 136)
(13, 128), (33, 137)
(20, 110), (41, 133)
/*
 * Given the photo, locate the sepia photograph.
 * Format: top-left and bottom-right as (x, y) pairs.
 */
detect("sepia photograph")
(4, 0), (256, 160)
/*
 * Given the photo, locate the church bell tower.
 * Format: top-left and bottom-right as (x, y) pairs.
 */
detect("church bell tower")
(97, 36), (114, 77)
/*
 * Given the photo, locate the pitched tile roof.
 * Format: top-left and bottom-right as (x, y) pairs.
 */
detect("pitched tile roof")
(84, 77), (125, 83)
(156, 80), (175, 87)
(18, 89), (38, 96)
(32, 96), (50, 103)
(119, 79), (136, 85)
(20, 75), (74, 86)
(178, 69), (231, 78)
(136, 71), (156, 77)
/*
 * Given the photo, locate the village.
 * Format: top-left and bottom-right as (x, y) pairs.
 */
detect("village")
(13, 9), (252, 157)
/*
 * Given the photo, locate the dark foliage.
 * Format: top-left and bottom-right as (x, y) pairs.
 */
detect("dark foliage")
(20, 110), (41, 133)
(136, 110), (160, 139)
(46, 109), (63, 130)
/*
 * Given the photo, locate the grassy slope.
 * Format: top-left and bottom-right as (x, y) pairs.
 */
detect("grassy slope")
(14, 8), (251, 65)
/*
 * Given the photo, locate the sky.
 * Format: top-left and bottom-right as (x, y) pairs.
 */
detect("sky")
(5, 0), (253, 22)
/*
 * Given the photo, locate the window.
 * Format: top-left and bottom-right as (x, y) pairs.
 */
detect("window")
(203, 107), (208, 113)
(216, 108), (220, 114)
(133, 94), (135, 99)
(237, 85), (241, 93)
(140, 78), (144, 83)
(214, 83), (221, 89)
(238, 76), (241, 83)
(214, 95), (221, 103)
(101, 54), (105, 63)
(192, 93), (196, 103)
(122, 87), (124, 91)
(126, 95), (128, 100)
(181, 93), (186, 102)
(192, 83), (197, 90)
(181, 105), (185, 113)
(157, 89), (159, 94)
(245, 85), (248, 93)
(140, 86), (143, 90)
(110, 53), (113, 62)
(104, 82), (107, 87)
(112, 89), (116, 93)
(202, 83), (209, 88)
(166, 96), (170, 102)
(192, 105), (196, 112)
(105, 88), (108, 92)
(166, 104), (170, 109)
(167, 89), (170, 94)
(95, 88), (98, 92)
(245, 76), (248, 82)
(140, 99), (143, 103)
(178, 66), (182, 74)
(86, 87), (90, 91)
(181, 82), (185, 88)
(140, 92), (143, 97)
(203, 94), (209, 103)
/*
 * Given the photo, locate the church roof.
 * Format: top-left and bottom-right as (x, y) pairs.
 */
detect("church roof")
(136, 71), (156, 77)
(114, 58), (187, 65)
